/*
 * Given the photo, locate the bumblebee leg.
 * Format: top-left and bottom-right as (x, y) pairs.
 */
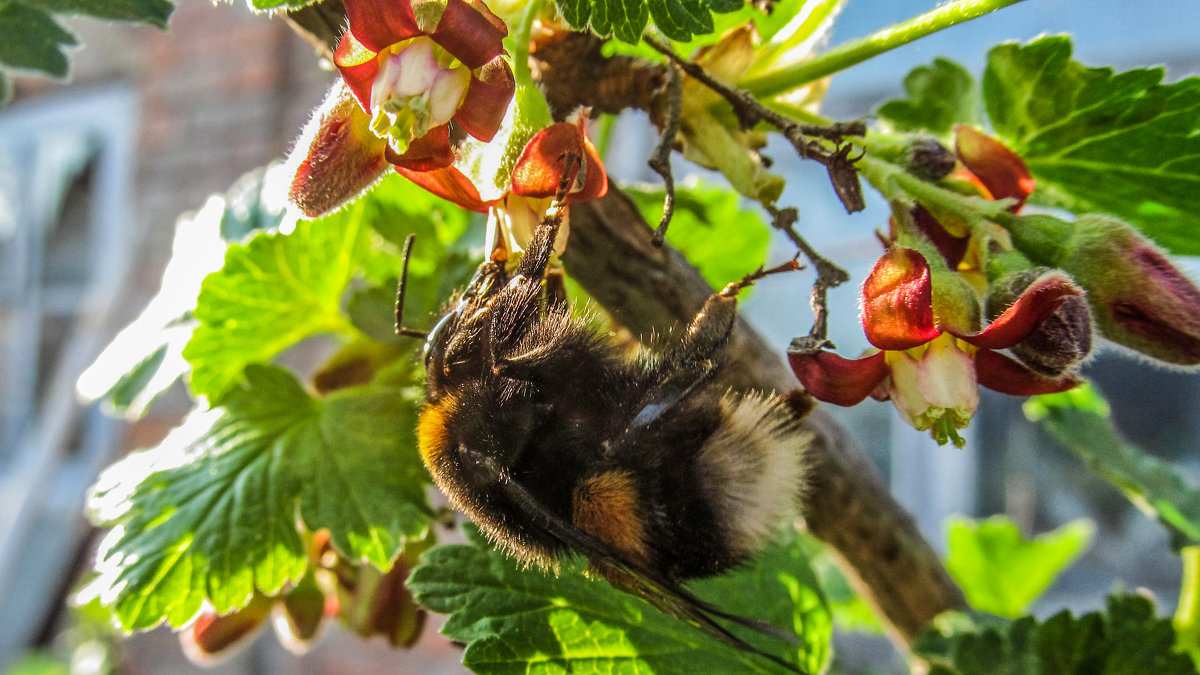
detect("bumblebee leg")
(512, 152), (579, 282)
(678, 253), (805, 365)
(717, 253), (803, 299)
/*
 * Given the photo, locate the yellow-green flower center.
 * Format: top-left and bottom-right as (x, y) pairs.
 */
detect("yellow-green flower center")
(369, 37), (471, 154)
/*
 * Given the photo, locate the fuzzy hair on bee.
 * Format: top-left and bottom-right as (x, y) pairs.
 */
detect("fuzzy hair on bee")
(396, 181), (814, 670)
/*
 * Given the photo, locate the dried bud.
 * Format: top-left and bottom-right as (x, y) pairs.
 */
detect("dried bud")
(1006, 214), (1200, 366)
(987, 268), (1093, 376)
(181, 595), (272, 665)
(905, 137), (957, 182)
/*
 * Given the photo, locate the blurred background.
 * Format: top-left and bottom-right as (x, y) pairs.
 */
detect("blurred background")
(2, 0), (1199, 672)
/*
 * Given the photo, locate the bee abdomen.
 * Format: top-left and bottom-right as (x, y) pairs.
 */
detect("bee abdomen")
(695, 392), (810, 561)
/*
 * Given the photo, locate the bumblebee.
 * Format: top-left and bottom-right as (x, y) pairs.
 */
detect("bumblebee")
(401, 187), (813, 669)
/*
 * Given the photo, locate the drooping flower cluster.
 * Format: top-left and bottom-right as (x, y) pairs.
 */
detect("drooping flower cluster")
(790, 126), (1085, 446)
(287, 0), (606, 259)
(793, 123), (1200, 445)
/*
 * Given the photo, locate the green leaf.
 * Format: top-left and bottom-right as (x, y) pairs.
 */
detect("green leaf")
(84, 366), (431, 631)
(983, 36), (1200, 255)
(0, 1), (75, 78)
(182, 206), (386, 402)
(799, 535), (881, 634)
(78, 164), (287, 417)
(624, 180), (771, 291)
(246, 0), (319, 10)
(22, 0), (172, 27)
(555, 0), (739, 43)
(945, 515), (1092, 618)
(915, 595), (1196, 675)
(0, 0), (172, 94)
(878, 57), (978, 137)
(1025, 383), (1200, 550)
(410, 526), (829, 673)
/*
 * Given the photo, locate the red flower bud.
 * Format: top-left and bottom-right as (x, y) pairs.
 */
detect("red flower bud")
(287, 82), (391, 218)
(987, 268), (1093, 377)
(336, 556), (426, 648)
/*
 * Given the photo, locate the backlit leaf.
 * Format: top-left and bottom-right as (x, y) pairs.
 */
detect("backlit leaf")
(411, 526), (829, 673)
(84, 366), (430, 631)
(1025, 383), (1200, 550)
(945, 515), (1092, 618)
(984, 36), (1200, 255)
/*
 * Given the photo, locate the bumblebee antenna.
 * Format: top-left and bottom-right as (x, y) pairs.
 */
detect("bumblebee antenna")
(395, 234), (429, 340)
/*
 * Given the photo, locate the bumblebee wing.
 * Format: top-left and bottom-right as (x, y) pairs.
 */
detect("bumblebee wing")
(627, 360), (716, 430)
(478, 455), (805, 674)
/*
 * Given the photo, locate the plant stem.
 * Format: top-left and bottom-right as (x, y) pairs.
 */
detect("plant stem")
(857, 154), (1011, 234)
(741, 0), (1026, 99)
(509, 0), (543, 85)
(1176, 546), (1200, 668)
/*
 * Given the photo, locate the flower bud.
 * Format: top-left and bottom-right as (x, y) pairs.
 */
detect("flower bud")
(905, 137), (957, 182)
(1004, 213), (1200, 366)
(337, 556), (426, 647)
(287, 82), (390, 218)
(986, 267), (1093, 376)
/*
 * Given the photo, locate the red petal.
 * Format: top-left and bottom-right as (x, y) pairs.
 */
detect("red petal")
(344, 0), (420, 54)
(955, 125), (1034, 212)
(334, 32), (382, 113)
(511, 122), (585, 198)
(453, 57), (515, 142)
(974, 349), (1081, 396)
(788, 350), (889, 406)
(432, 0), (507, 70)
(862, 247), (943, 351)
(569, 114), (608, 202)
(958, 271), (1083, 349)
(384, 125), (454, 171)
(395, 165), (493, 211)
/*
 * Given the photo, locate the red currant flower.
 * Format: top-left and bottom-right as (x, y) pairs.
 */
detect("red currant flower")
(398, 113), (608, 255)
(286, 0), (515, 217)
(335, 0), (515, 170)
(789, 246), (1082, 447)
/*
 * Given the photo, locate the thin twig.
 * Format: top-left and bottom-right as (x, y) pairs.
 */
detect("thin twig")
(648, 64), (683, 246)
(765, 205), (850, 352)
(643, 35), (867, 215)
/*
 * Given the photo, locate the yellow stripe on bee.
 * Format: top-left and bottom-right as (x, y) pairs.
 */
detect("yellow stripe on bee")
(416, 397), (454, 469)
